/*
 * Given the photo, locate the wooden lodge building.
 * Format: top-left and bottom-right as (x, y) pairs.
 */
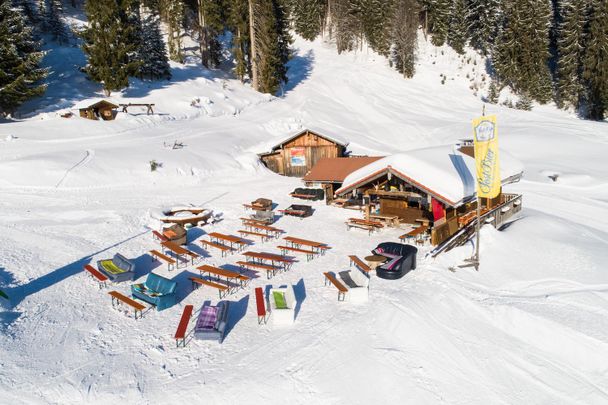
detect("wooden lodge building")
(78, 100), (118, 121)
(333, 143), (524, 247)
(259, 129), (348, 177)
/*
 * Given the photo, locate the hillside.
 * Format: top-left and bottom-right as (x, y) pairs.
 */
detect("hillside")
(1, 34), (607, 404)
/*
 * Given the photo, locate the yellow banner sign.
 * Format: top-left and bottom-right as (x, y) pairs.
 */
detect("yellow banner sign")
(472, 115), (501, 199)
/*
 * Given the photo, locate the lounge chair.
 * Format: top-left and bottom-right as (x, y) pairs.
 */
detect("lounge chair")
(193, 301), (229, 342)
(97, 253), (135, 282)
(338, 269), (369, 302)
(372, 242), (417, 280)
(269, 286), (296, 325)
(131, 272), (177, 311)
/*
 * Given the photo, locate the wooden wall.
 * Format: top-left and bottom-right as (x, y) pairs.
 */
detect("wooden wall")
(261, 131), (345, 177)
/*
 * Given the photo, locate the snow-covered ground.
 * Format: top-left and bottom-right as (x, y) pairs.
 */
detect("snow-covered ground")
(1, 35), (607, 404)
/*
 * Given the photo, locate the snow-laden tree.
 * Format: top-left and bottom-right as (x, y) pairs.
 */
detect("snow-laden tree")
(556, 0), (586, 110)
(448, 0), (467, 54)
(581, 0), (608, 120)
(290, 0), (326, 41)
(137, 12), (171, 80)
(466, 0), (499, 55)
(391, 0), (419, 78)
(81, 0), (139, 95)
(0, 0), (47, 116)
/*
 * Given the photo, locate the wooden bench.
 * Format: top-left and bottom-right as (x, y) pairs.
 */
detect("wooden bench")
(399, 225), (428, 243)
(236, 274), (251, 288)
(149, 249), (176, 271)
(290, 193), (317, 200)
(109, 291), (146, 319)
(189, 276), (229, 298)
(254, 287), (267, 325)
(278, 245), (317, 262)
(174, 305), (194, 348)
(236, 261), (279, 279)
(200, 239), (234, 257)
(346, 218), (383, 235)
(152, 230), (169, 243)
(348, 255), (371, 273)
(238, 229), (271, 242)
(323, 272), (347, 301)
(84, 264), (108, 288)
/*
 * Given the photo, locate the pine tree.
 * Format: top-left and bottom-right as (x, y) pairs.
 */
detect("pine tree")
(250, 0), (291, 94)
(556, 0), (586, 109)
(290, 0), (326, 41)
(581, 0), (608, 120)
(81, 0), (139, 95)
(466, 0), (499, 55)
(494, 0), (553, 104)
(487, 79), (499, 103)
(138, 12), (171, 80)
(197, 0), (225, 68)
(448, 0), (467, 54)
(424, 0), (451, 46)
(391, 0), (419, 78)
(47, 0), (68, 43)
(229, 0), (251, 81)
(160, 0), (185, 62)
(329, 0), (358, 53)
(359, 0), (394, 56)
(0, 0), (47, 116)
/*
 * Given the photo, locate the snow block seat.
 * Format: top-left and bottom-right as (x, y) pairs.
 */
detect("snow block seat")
(372, 243), (417, 280)
(131, 272), (177, 311)
(97, 253), (135, 283)
(338, 269), (370, 303)
(269, 287), (296, 325)
(194, 301), (229, 342)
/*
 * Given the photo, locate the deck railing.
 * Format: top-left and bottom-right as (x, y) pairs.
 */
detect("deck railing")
(429, 193), (523, 257)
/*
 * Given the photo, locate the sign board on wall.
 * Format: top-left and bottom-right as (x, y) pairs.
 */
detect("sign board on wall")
(290, 147), (306, 166)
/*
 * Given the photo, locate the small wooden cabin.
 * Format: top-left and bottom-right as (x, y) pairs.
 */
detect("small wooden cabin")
(79, 100), (118, 121)
(259, 129), (348, 177)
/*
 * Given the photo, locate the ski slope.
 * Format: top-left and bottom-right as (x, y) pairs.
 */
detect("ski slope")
(0, 35), (607, 404)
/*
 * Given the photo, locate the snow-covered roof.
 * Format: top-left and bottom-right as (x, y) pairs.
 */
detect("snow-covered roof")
(335, 144), (524, 207)
(74, 98), (119, 109)
(260, 127), (349, 155)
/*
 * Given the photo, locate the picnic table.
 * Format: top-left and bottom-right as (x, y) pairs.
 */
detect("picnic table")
(369, 214), (400, 227)
(207, 232), (249, 251)
(399, 225), (429, 243)
(346, 217), (384, 234)
(283, 236), (330, 255)
(243, 251), (294, 270)
(197, 265), (248, 293)
(161, 241), (198, 267)
(242, 223), (283, 238)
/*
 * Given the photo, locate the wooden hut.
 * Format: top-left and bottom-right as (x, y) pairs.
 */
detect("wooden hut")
(78, 100), (118, 121)
(335, 144), (524, 246)
(259, 129), (348, 177)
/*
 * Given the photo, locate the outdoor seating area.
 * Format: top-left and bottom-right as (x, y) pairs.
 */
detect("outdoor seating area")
(81, 194), (426, 347)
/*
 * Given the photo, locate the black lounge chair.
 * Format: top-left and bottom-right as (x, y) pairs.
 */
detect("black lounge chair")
(372, 242), (417, 280)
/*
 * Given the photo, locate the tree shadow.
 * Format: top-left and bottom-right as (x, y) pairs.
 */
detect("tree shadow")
(293, 278), (306, 320)
(283, 49), (314, 94)
(222, 294), (249, 342)
(2, 229), (149, 310)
